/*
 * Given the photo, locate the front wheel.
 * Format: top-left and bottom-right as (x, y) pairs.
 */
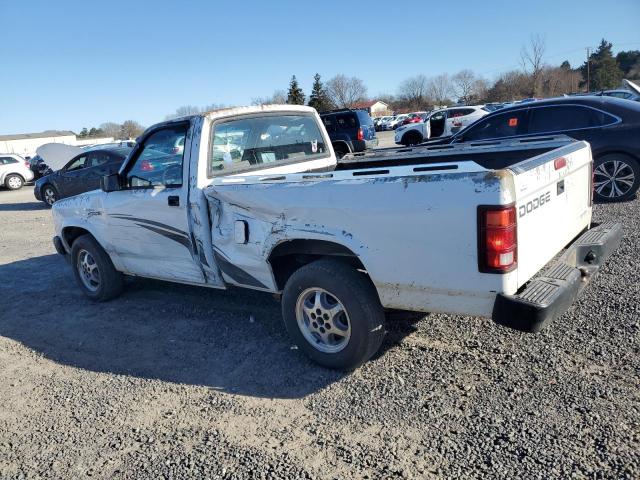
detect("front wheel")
(42, 184), (58, 207)
(593, 154), (640, 202)
(282, 259), (385, 370)
(71, 235), (124, 301)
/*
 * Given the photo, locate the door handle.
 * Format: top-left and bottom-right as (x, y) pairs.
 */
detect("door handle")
(168, 195), (180, 207)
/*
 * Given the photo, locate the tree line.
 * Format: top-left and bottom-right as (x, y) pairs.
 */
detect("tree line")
(77, 120), (145, 140)
(252, 37), (640, 113)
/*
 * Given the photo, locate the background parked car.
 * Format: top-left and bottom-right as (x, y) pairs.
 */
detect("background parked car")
(395, 106), (489, 145)
(320, 109), (378, 158)
(0, 154), (34, 190)
(423, 96), (640, 202)
(378, 116), (397, 131)
(400, 112), (428, 126)
(34, 147), (132, 206)
(387, 114), (409, 130)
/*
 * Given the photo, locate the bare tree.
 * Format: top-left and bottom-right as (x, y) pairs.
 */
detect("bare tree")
(99, 122), (121, 139)
(202, 103), (227, 112)
(326, 74), (368, 108)
(426, 74), (453, 106)
(520, 34), (546, 97)
(165, 105), (201, 120)
(397, 74), (430, 110)
(120, 120), (144, 140)
(452, 70), (479, 104)
(251, 90), (287, 105)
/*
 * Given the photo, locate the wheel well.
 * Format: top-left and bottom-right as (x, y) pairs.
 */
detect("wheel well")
(268, 239), (365, 290)
(402, 130), (422, 144)
(594, 150), (640, 164)
(62, 227), (92, 248)
(6, 172), (25, 182)
(332, 141), (351, 153)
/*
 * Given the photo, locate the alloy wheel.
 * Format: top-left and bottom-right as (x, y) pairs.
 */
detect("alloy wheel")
(295, 287), (351, 354)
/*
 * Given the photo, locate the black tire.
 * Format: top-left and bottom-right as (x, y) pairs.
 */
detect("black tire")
(593, 154), (640, 202)
(4, 174), (24, 190)
(71, 234), (124, 302)
(401, 131), (423, 146)
(333, 144), (348, 159)
(281, 258), (385, 370)
(41, 184), (58, 207)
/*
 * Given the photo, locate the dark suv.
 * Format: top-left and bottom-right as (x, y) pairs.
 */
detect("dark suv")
(320, 109), (378, 158)
(425, 96), (640, 202)
(34, 147), (133, 206)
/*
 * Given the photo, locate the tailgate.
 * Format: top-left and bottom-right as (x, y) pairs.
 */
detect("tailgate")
(511, 141), (593, 287)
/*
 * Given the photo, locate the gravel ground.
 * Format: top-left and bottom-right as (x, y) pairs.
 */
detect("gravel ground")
(0, 186), (638, 479)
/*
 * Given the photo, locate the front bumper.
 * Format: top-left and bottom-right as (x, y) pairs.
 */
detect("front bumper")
(492, 221), (622, 333)
(53, 236), (68, 256)
(33, 184), (42, 201)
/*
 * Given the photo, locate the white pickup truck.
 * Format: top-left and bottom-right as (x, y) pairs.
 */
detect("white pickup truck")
(51, 105), (622, 370)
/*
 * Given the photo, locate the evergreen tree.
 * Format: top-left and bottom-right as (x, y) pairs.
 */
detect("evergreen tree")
(581, 39), (623, 91)
(79, 127), (88, 138)
(286, 75), (305, 105)
(307, 73), (332, 112)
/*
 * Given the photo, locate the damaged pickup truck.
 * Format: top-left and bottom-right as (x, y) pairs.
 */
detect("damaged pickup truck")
(52, 105), (622, 369)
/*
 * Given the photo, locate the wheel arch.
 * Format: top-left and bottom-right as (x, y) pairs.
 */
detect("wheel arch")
(401, 129), (423, 145)
(331, 140), (352, 154)
(593, 149), (640, 164)
(61, 226), (98, 252)
(268, 239), (366, 291)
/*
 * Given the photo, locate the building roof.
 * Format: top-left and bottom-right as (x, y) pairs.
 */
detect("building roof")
(0, 130), (76, 142)
(352, 100), (389, 109)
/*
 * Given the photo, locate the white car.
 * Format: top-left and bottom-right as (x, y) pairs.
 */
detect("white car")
(387, 114), (409, 130)
(0, 154), (34, 190)
(51, 104), (621, 370)
(395, 106), (490, 145)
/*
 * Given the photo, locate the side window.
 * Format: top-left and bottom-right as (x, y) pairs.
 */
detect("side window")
(2, 157), (19, 164)
(528, 106), (614, 134)
(209, 114), (329, 176)
(336, 114), (357, 129)
(125, 125), (187, 188)
(66, 155), (88, 171)
(322, 116), (336, 133)
(462, 110), (527, 141)
(87, 151), (111, 168)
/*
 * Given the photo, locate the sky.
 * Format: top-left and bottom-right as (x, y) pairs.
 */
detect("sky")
(1, 0), (639, 134)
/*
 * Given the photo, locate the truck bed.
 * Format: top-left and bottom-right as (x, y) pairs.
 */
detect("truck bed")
(336, 135), (576, 171)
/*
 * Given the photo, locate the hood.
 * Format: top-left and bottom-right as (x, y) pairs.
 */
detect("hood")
(623, 79), (640, 96)
(36, 143), (83, 171)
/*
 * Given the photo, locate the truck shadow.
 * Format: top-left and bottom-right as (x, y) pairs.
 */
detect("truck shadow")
(0, 254), (415, 399)
(0, 201), (48, 211)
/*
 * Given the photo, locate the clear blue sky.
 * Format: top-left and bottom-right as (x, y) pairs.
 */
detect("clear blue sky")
(1, 0), (638, 134)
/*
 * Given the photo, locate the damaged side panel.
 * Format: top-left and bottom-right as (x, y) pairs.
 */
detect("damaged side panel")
(205, 169), (518, 316)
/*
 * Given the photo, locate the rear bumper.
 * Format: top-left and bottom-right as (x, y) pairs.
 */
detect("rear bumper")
(492, 222), (622, 333)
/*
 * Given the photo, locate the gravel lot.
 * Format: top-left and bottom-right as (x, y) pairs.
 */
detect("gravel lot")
(1, 185), (638, 479)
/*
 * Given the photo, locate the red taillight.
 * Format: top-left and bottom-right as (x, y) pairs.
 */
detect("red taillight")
(357, 127), (364, 141)
(140, 160), (154, 171)
(25, 161), (30, 168)
(478, 205), (517, 273)
(554, 157), (567, 170)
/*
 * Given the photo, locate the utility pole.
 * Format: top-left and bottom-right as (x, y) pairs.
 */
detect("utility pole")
(586, 47), (591, 92)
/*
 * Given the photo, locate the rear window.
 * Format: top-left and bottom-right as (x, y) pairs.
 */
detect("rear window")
(528, 105), (617, 134)
(449, 108), (476, 117)
(356, 111), (373, 125)
(336, 113), (357, 129)
(209, 114), (329, 176)
(462, 109), (528, 141)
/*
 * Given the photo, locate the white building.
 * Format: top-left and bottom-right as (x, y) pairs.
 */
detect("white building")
(0, 131), (114, 158)
(352, 100), (392, 118)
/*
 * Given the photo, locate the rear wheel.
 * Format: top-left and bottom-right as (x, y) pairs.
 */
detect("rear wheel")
(42, 184), (58, 207)
(282, 259), (385, 370)
(5, 174), (24, 190)
(593, 154), (640, 202)
(402, 131), (423, 146)
(71, 235), (124, 301)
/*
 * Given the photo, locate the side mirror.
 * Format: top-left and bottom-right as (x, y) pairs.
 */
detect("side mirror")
(101, 173), (121, 192)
